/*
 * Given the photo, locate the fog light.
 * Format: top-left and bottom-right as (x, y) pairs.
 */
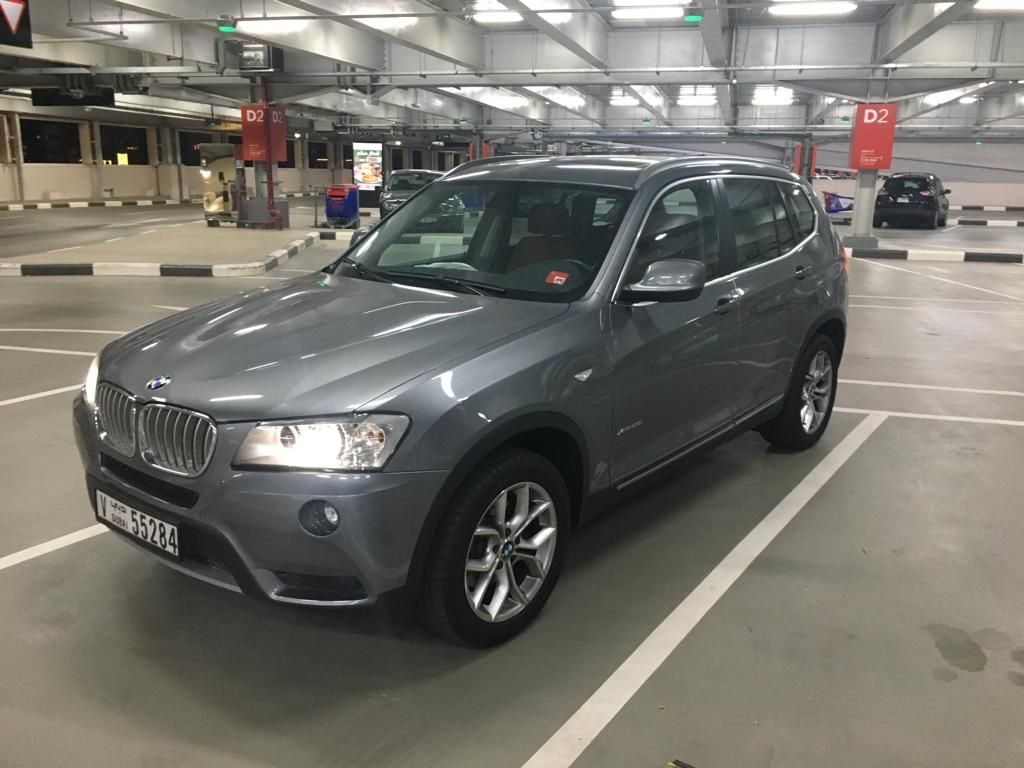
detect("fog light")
(299, 500), (340, 536)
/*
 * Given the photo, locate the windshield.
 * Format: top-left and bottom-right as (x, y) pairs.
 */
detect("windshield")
(328, 180), (632, 302)
(385, 173), (436, 192)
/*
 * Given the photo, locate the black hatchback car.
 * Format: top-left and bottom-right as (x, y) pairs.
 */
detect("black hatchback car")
(874, 172), (950, 229)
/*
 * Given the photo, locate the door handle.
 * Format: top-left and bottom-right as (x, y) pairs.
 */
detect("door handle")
(714, 293), (739, 314)
(793, 264), (810, 280)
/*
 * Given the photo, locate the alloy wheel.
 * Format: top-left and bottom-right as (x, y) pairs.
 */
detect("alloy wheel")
(464, 482), (558, 623)
(800, 350), (834, 434)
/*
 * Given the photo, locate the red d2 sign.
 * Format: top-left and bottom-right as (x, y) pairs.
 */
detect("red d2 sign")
(241, 104), (287, 163)
(849, 102), (898, 170)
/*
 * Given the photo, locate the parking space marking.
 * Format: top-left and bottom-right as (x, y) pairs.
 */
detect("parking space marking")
(835, 407), (1024, 429)
(855, 259), (1024, 301)
(0, 384), (83, 408)
(0, 525), (107, 573)
(152, 304), (188, 311)
(0, 328), (123, 335)
(105, 237), (125, 243)
(45, 246), (82, 254)
(521, 413), (888, 768)
(850, 294), (1018, 304)
(0, 345), (95, 357)
(839, 379), (1024, 397)
(850, 304), (1024, 316)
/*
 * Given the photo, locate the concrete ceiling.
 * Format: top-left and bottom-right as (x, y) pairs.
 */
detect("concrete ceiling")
(1, 0), (1023, 143)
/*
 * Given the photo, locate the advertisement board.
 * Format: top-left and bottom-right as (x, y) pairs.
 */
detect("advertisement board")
(240, 104), (287, 163)
(353, 142), (383, 190)
(848, 103), (898, 170)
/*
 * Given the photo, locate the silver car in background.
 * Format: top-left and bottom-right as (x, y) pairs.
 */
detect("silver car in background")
(75, 154), (848, 646)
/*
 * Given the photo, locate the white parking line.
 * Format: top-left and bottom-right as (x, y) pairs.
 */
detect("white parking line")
(0, 328), (123, 335)
(839, 379), (1024, 397)
(850, 294), (1018, 305)
(855, 259), (1024, 301)
(140, 229), (158, 235)
(521, 413), (889, 768)
(46, 245), (82, 254)
(0, 525), (107, 573)
(0, 384), (83, 408)
(850, 303), (1024, 316)
(105, 237), (125, 243)
(835, 407), (1024, 429)
(0, 345), (95, 357)
(152, 304), (187, 311)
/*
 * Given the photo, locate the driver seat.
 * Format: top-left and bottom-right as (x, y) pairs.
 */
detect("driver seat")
(508, 203), (572, 270)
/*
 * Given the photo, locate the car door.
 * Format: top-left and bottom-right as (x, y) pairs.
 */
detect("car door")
(608, 178), (743, 484)
(721, 178), (810, 416)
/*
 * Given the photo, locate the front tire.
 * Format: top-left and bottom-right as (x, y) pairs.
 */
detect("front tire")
(759, 335), (839, 451)
(418, 448), (571, 647)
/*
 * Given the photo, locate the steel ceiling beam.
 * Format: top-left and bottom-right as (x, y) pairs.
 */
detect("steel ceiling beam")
(277, 0), (483, 69)
(698, 0), (729, 69)
(876, 0), (977, 64)
(499, 0), (609, 71)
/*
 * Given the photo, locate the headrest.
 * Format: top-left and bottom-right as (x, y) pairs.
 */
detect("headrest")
(527, 203), (571, 236)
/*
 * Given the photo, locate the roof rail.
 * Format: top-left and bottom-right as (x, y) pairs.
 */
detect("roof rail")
(440, 154), (553, 177)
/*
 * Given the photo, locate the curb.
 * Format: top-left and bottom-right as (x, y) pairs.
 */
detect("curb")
(851, 248), (1023, 264)
(0, 232), (320, 278)
(954, 218), (1023, 227)
(950, 205), (1024, 212)
(0, 199), (184, 212)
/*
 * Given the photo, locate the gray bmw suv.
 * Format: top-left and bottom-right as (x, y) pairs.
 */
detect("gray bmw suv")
(75, 155), (848, 646)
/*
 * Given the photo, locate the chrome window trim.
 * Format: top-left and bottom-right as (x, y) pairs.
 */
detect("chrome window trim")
(613, 174), (818, 302)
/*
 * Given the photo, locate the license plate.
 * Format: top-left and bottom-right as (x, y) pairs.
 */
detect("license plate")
(96, 490), (179, 558)
(897, 196), (910, 203)
(420, 215), (438, 223)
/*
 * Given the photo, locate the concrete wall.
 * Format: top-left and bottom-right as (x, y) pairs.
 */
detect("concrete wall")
(21, 164), (93, 201)
(99, 165), (159, 198)
(0, 164), (17, 200)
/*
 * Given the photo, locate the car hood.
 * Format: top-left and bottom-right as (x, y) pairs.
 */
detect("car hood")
(102, 273), (568, 421)
(382, 189), (416, 202)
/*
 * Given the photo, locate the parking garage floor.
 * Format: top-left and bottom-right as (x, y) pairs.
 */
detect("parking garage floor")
(1, 243), (1023, 768)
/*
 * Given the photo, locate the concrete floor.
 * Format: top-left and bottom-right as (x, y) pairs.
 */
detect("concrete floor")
(1, 247), (1023, 768)
(834, 221), (1024, 254)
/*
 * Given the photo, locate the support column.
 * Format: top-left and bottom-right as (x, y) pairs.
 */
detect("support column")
(87, 121), (104, 199)
(844, 170), (879, 249)
(11, 114), (26, 201)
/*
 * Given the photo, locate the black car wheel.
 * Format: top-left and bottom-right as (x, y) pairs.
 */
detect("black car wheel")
(927, 210), (939, 229)
(418, 448), (571, 647)
(759, 335), (839, 451)
(873, 215), (883, 228)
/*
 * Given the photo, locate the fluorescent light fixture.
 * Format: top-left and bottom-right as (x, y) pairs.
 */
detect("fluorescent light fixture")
(974, 0), (1024, 9)
(677, 85), (718, 106)
(236, 18), (310, 34)
(473, 1), (571, 24)
(752, 85), (794, 106)
(612, 6), (685, 19)
(958, 95), (979, 104)
(768, 1), (858, 17)
(923, 87), (976, 105)
(609, 87), (640, 107)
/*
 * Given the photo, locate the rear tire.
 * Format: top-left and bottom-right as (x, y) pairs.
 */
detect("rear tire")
(759, 335), (839, 451)
(873, 216), (883, 228)
(418, 448), (571, 647)
(927, 211), (939, 229)
(939, 214), (948, 227)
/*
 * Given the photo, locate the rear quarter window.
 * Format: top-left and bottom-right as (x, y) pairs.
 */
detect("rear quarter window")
(781, 184), (816, 239)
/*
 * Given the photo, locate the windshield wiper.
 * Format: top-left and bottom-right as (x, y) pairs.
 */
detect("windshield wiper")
(380, 270), (506, 296)
(329, 255), (389, 282)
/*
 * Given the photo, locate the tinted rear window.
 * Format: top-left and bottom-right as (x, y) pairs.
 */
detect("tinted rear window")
(722, 178), (795, 269)
(883, 178), (933, 194)
(781, 184), (816, 238)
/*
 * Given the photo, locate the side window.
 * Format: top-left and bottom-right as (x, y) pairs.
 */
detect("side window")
(629, 180), (720, 282)
(722, 178), (794, 269)
(782, 183), (816, 239)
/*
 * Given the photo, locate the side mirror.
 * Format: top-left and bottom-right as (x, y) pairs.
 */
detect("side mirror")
(620, 259), (707, 304)
(349, 227), (371, 247)
(942, 188), (952, 196)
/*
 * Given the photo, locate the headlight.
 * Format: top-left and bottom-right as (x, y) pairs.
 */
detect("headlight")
(233, 415), (410, 471)
(84, 355), (99, 407)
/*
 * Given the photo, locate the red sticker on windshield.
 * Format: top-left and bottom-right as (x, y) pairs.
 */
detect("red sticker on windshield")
(545, 271), (569, 286)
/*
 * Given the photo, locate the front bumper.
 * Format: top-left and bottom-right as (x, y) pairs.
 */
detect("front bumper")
(73, 396), (448, 606)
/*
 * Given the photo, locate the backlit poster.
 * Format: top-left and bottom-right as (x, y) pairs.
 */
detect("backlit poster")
(353, 142), (383, 190)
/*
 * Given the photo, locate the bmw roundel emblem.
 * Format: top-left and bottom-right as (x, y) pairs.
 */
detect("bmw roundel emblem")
(146, 375), (172, 391)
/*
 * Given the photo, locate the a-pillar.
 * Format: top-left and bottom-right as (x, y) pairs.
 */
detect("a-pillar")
(843, 169), (879, 249)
